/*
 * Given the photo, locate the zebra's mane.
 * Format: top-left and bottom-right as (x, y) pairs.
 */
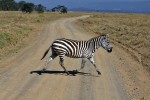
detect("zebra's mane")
(58, 38), (80, 42)
(87, 34), (106, 53)
(88, 34), (106, 41)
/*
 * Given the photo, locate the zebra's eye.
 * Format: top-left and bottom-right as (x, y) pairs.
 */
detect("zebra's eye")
(103, 37), (106, 39)
(103, 37), (107, 41)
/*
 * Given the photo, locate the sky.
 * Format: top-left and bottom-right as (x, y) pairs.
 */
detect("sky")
(15, 0), (150, 13)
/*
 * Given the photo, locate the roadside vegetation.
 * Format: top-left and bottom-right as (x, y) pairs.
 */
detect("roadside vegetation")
(77, 13), (150, 72)
(0, 11), (84, 60)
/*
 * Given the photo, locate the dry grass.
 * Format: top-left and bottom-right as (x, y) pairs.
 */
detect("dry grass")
(77, 13), (150, 72)
(0, 11), (84, 59)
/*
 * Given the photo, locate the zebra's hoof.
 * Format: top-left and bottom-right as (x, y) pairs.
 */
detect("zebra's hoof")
(38, 72), (42, 75)
(73, 70), (78, 74)
(43, 68), (46, 72)
(97, 71), (101, 75)
(66, 71), (70, 75)
(66, 73), (70, 75)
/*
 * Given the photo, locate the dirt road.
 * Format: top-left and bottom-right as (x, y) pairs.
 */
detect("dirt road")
(1, 16), (148, 100)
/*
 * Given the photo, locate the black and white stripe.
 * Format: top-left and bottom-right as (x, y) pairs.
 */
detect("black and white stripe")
(41, 34), (112, 75)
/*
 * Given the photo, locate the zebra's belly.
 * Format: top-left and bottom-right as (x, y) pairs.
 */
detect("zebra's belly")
(65, 53), (83, 58)
(65, 51), (90, 58)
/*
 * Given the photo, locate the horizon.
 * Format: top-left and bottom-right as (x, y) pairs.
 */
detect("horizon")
(15, 0), (150, 14)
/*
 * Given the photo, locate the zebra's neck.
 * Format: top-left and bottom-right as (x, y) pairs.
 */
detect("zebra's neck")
(88, 36), (101, 53)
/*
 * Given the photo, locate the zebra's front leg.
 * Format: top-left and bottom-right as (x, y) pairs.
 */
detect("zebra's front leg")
(59, 57), (69, 75)
(88, 57), (101, 75)
(76, 58), (86, 72)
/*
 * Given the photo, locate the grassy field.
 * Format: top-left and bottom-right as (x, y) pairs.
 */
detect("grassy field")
(0, 11), (84, 60)
(77, 13), (150, 72)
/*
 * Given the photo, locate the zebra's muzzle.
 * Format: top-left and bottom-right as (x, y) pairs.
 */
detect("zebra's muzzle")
(107, 47), (112, 53)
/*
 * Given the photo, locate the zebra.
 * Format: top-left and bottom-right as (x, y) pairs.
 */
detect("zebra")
(41, 34), (112, 75)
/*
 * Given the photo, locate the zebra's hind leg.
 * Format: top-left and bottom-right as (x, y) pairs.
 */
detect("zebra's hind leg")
(88, 57), (101, 75)
(43, 57), (52, 71)
(59, 56), (69, 75)
(43, 54), (57, 71)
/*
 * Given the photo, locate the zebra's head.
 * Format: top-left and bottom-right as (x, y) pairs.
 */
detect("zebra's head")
(100, 35), (112, 53)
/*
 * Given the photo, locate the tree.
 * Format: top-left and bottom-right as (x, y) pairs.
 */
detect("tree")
(60, 6), (67, 13)
(51, 5), (68, 13)
(0, 0), (18, 11)
(35, 4), (45, 13)
(21, 3), (34, 13)
(51, 7), (58, 12)
(18, 1), (26, 11)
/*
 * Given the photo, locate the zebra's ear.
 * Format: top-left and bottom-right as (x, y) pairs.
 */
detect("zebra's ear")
(101, 34), (106, 37)
(106, 34), (109, 37)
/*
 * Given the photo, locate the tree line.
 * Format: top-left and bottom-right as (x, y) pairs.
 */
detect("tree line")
(0, 0), (46, 13)
(0, 0), (68, 13)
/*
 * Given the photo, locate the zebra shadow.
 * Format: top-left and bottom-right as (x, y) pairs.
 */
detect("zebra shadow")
(30, 70), (99, 77)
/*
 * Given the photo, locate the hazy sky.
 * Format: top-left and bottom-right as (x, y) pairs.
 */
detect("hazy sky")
(15, 0), (150, 12)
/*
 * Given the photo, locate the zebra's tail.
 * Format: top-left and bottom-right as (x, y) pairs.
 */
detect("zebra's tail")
(41, 46), (51, 60)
